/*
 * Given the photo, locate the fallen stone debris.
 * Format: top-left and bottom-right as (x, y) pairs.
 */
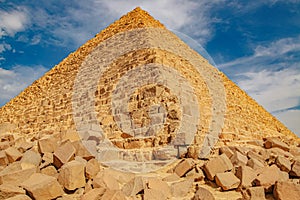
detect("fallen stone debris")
(0, 133), (298, 200)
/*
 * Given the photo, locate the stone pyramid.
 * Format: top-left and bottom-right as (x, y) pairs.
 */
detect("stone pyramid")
(0, 7), (299, 199)
(0, 7), (298, 167)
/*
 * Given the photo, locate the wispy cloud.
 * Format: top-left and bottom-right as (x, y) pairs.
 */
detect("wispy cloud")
(0, 65), (48, 106)
(219, 36), (300, 136)
(0, 7), (29, 38)
(99, 0), (220, 45)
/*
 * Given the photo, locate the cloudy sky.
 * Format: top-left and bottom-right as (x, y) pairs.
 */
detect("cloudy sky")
(0, 0), (299, 136)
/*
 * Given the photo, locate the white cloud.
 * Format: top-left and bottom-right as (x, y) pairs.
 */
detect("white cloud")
(0, 43), (12, 53)
(236, 69), (300, 112)
(219, 36), (300, 136)
(99, 0), (218, 44)
(0, 8), (29, 38)
(0, 65), (48, 106)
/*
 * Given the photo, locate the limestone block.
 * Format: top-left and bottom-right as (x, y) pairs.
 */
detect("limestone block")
(21, 173), (63, 200)
(230, 151), (248, 166)
(40, 165), (58, 178)
(253, 165), (281, 190)
(275, 156), (291, 172)
(243, 186), (266, 200)
(264, 137), (289, 152)
(273, 181), (300, 200)
(219, 146), (234, 158)
(247, 158), (264, 170)
(174, 158), (194, 177)
(53, 141), (75, 168)
(203, 154), (233, 180)
(122, 176), (146, 196)
(20, 150), (41, 167)
(215, 172), (240, 191)
(0, 162), (36, 185)
(80, 188), (106, 200)
(58, 160), (86, 190)
(192, 187), (215, 200)
(171, 179), (193, 197)
(15, 141), (33, 153)
(235, 165), (257, 189)
(5, 147), (22, 163)
(0, 141), (10, 150)
(290, 160), (300, 177)
(38, 137), (58, 154)
(0, 150), (8, 166)
(147, 177), (171, 198)
(85, 158), (100, 179)
(247, 150), (265, 164)
(93, 170), (120, 191)
(72, 140), (94, 161)
(0, 183), (25, 199)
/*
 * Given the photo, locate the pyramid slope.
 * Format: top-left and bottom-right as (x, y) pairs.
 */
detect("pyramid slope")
(0, 7), (298, 157)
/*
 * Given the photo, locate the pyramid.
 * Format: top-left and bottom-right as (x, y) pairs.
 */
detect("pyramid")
(0, 8), (298, 173)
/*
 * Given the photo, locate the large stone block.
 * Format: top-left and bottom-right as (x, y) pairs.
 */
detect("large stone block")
(203, 154), (233, 180)
(58, 160), (86, 190)
(21, 173), (63, 200)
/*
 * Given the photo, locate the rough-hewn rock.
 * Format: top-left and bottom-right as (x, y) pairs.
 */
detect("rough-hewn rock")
(21, 173), (63, 200)
(203, 154), (233, 180)
(273, 181), (300, 200)
(243, 186), (266, 200)
(53, 141), (76, 168)
(174, 158), (194, 177)
(58, 160), (86, 190)
(235, 165), (257, 189)
(215, 172), (240, 191)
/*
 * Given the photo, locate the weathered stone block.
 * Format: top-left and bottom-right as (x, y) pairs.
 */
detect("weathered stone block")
(58, 160), (86, 190)
(215, 172), (240, 191)
(21, 173), (63, 200)
(203, 154), (233, 180)
(53, 141), (75, 168)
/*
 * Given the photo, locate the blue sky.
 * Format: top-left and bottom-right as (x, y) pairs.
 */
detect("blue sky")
(0, 0), (299, 136)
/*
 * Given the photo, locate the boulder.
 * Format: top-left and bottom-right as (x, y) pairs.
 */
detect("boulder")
(53, 141), (76, 168)
(273, 181), (300, 200)
(0, 183), (25, 199)
(264, 138), (289, 151)
(122, 176), (145, 196)
(235, 165), (257, 188)
(38, 137), (58, 154)
(230, 151), (248, 166)
(243, 186), (266, 200)
(253, 165), (281, 190)
(85, 158), (100, 179)
(203, 154), (233, 180)
(275, 156), (291, 172)
(21, 173), (63, 200)
(290, 160), (300, 177)
(215, 172), (240, 191)
(58, 160), (86, 190)
(174, 158), (194, 177)
(5, 147), (22, 163)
